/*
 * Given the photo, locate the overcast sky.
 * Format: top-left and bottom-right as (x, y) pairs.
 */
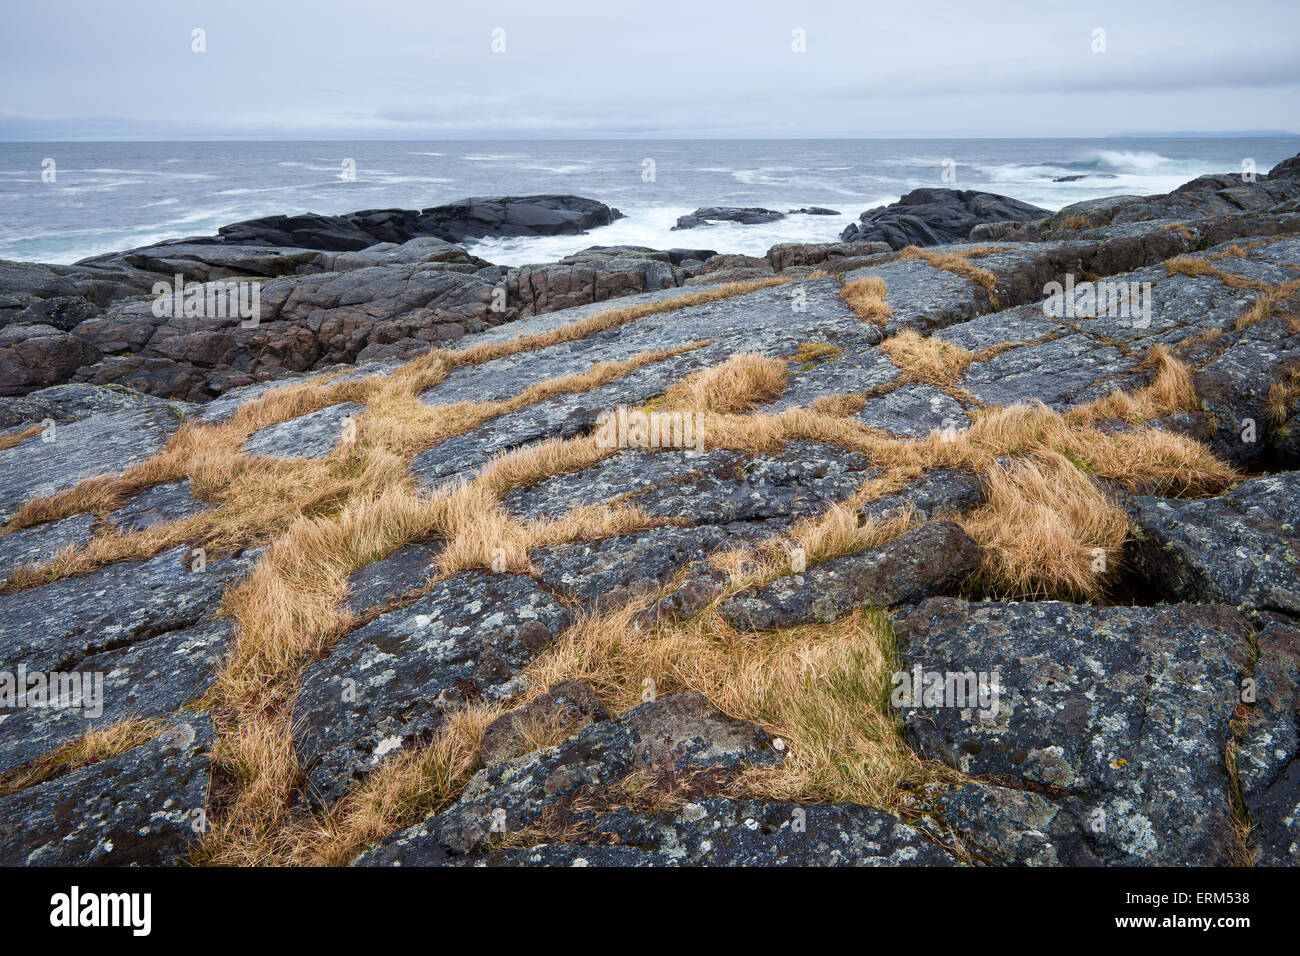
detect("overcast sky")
(2, 0), (1297, 140)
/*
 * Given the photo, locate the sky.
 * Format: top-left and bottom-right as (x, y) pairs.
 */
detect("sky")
(1, 0), (1297, 140)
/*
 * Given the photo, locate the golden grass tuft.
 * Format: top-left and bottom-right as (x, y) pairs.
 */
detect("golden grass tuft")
(959, 451), (1129, 600)
(840, 276), (895, 325)
(662, 352), (789, 413)
(1062, 215), (1092, 231)
(879, 330), (975, 386)
(0, 718), (163, 797)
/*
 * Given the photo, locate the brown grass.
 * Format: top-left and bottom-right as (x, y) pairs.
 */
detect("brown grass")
(0, 424), (42, 452)
(661, 352), (789, 413)
(1164, 256), (1271, 292)
(959, 451), (1129, 600)
(840, 276), (895, 325)
(1234, 278), (1300, 330)
(1062, 215), (1092, 231)
(880, 330), (975, 386)
(0, 718), (162, 797)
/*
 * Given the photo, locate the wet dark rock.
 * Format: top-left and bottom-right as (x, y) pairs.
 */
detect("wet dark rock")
(479, 680), (609, 766)
(0, 619), (231, 775)
(351, 691), (781, 864)
(343, 538), (445, 613)
(292, 571), (571, 803)
(0, 714), (215, 866)
(897, 598), (1251, 865)
(673, 207), (786, 230)
(199, 195), (622, 249)
(721, 521), (980, 630)
(1125, 472), (1300, 614)
(840, 189), (1050, 249)
(0, 323), (100, 394)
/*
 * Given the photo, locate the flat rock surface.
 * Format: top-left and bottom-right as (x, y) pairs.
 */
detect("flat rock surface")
(0, 714), (215, 866)
(0, 404), (180, 521)
(241, 401), (366, 459)
(293, 571), (571, 803)
(897, 598), (1251, 865)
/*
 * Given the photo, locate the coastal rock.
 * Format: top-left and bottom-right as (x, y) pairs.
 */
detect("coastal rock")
(1124, 471), (1300, 614)
(292, 571), (571, 803)
(721, 521), (980, 630)
(897, 598), (1251, 865)
(351, 691), (782, 864)
(0, 715), (215, 866)
(673, 207), (786, 230)
(840, 189), (1050, 249)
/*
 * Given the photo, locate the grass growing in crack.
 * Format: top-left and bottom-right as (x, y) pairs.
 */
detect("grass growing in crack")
(840, 275), (894, 325)
(0, 718), (163, 797)
(879, 330), (975, 386)
(661, 351), (789, 414)
(897, 246), (1000, 305)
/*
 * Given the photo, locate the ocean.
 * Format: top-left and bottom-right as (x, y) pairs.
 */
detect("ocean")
(1, 138), (1296, 267)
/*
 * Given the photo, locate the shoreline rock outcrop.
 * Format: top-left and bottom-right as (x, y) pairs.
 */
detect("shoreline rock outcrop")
(4, 158), (1300, 867)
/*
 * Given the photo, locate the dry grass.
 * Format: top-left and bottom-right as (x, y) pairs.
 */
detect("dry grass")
(1062, 215), (1092, 231)
(661, 351), (789, 413)
(897, 246), (1000, 305)
(1164, 256), (1271, 292)
(879, 330), (975, 386)
(1234, 278), (1300, 331)
(1267, 366), (1300, 424)
(0, 718), (162, 797)
(0, 264), (1246, 865)
(840, 276), (895, 325)
(0, 424), (42, 452)
(959, 451), (1129, 600)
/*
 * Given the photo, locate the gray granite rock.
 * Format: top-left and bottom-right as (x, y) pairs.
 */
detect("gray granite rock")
(342, 538), (445, 613)
(352, 691), (781, 864)
(0, 513), (94, 582)
(0, 545), (249, 674)
(1125, 471), (1300, 614)
(530, 525), (735, 613)
(0, 714), (215, 866)
(0, 405), (181, 521)
(722, 521), (980, 630)
(106, 479), (206, 533)
(293, 571), (571, 803)
(241, 401), (366, 459)
(897, 598), (1251, 865)
(0, 619), (231, 774)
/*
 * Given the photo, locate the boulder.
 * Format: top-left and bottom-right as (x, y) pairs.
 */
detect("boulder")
(840, 189), (1050, 249)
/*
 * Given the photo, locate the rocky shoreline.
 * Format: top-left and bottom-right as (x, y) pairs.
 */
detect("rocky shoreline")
(2, 157), (1300, 866)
